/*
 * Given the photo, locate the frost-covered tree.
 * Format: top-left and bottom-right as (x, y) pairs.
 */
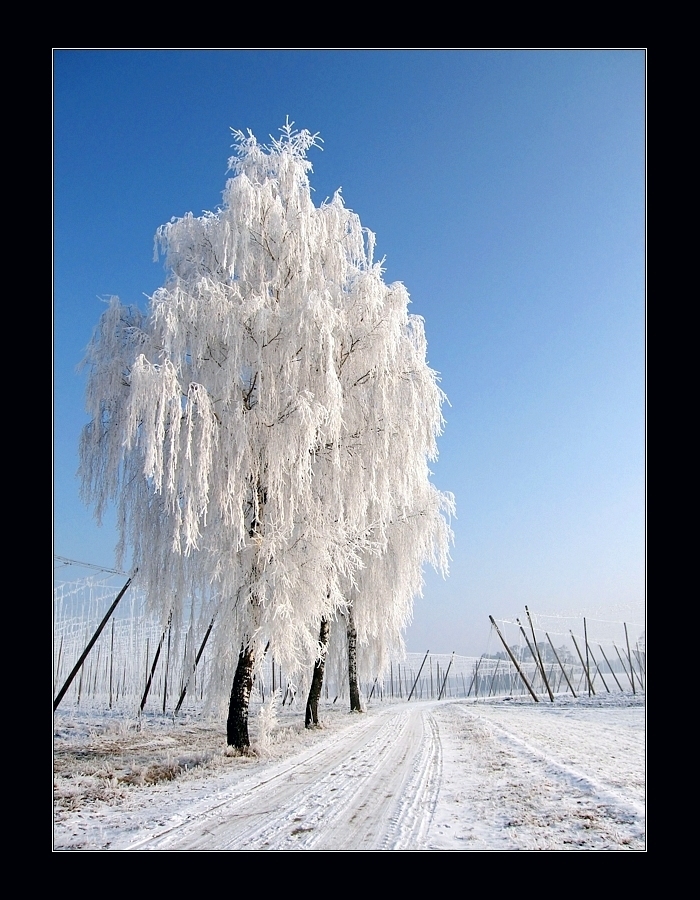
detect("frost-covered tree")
(80, 121), (452, 748)
(320, 485), (453, 718)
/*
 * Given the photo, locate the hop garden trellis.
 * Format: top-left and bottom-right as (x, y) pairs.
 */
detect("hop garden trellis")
(54, 569), (217, 714)
(54, 564), (644, 714)
(486, 609), (645, 699)
(53, 567), (338, 715)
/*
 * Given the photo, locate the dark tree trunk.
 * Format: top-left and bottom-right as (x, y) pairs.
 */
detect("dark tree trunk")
(305, 618), (330, 728)
(227, 644), (255, 750)
(227, 474), (266, 751)
(347, 608), (362, 712)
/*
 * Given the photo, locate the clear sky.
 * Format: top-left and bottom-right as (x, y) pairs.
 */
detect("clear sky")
(54, 50), (645, 655)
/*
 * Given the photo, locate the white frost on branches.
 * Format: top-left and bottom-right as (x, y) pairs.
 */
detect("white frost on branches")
(79, 121), (454, 699)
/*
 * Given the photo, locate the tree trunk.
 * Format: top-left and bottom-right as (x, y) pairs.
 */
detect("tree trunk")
(305, 618), (330, 727)
(347, 608), (362, 712)
(227, 644), (255, 750)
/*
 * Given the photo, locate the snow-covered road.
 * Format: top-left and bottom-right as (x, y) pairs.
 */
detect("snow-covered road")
(123, 704), (441, 850)
(54, 696), (645, 851)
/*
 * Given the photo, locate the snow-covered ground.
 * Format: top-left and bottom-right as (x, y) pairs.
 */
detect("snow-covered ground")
(54, 693), (644, 851)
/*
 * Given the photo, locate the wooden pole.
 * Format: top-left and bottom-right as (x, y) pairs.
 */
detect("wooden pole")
(54, 636), (64, 688)
(525, 606), (554, 701)
(438, 653), (455, 700)
(487, 659), (500, 697)
(614, 642), (635, 691)
(140, 617), (170, 712)
(467, 656), (483, 697)
(77, 653), (84, 705)
(545, 632), (576, 697)
(570, 631), (595, 695)
(109, 619), (115, 709)
(624, 623), (637, 694)
(598, 644), (624, 691)
(587, 645), (610, 692)
(162, 618), (172, 713)
(553, 664), (562, 693)
(174, 616), (215, 714)
(576, 668), (586, 692)
(143, 637), (150, 699)
(118, 659), (126, 702)
(178, 632), (189, 698)
(407, 651), (430, 701)
(583, 617), (592, 697)
(508, 661), (517, 695)
(92, 647), (100, 696)
(489, 616), (539, 702)
(517, 619), (543, 694)
(633, 647), (646, 689)
(53, 575), (134, 711)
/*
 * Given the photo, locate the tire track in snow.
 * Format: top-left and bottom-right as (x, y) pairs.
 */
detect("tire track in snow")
(464, 708), (644, 820)
(124, 704), (442, 851)
(427, 702), (644, 850)
(120, 716), (381, 850)
(386, 710), (442, 849)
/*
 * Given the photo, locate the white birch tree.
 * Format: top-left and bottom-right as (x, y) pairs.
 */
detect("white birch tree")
(79, 121), (453, 748)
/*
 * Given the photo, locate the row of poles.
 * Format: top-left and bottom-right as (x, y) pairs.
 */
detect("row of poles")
(54, 574), (300, 715)
(54, 572), (644, 714)
(54, 575), (218, 714)
(489, 607), (645, 702)
(53, 578), (461, 715)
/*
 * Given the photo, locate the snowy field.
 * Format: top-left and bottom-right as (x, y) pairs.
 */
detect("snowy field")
(54, 693), (644, 851)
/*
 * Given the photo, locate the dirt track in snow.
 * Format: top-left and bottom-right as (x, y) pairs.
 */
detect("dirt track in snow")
(55, 697), (645, 851)
(119, 704), (440, 850)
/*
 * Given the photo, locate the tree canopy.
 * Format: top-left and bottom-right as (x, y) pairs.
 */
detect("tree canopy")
(80, 121), (453, 711)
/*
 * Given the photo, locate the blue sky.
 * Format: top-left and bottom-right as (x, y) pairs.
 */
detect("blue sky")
(54, 50), (645, 654)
